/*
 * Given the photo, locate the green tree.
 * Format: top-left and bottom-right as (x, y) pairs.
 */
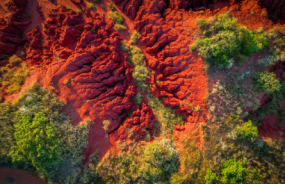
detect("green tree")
(253, 72), (281, 93)
(139, 139), (179, 182)
(9, 112), (62, 170)
(236, 120), (258, 141)
(221, 158), (247, 184)
(205, 170), (219, 184)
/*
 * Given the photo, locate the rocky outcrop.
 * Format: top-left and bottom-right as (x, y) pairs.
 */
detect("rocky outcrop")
(0, 0), (29, 59)
(259, 0), (285, 23)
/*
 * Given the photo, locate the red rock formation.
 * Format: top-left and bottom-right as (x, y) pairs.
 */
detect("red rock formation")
(258, 0), (285, 23)
(0, 0), (29, 59)
(25, 6), (156, 159)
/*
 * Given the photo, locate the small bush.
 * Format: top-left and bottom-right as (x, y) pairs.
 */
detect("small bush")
(91, 28), (97, 34)
(236, 120), (258, 141)
(132, 65), (149, 90)
(88, 3), (95, 9)
(114, 24), (126, 31)
(253, 72), (281, 93)
(100, 4), (105, 9)
(133, 93), (143, 104)
(130, 46), (144, 65)
(269, 27), (285, 61)
(9, 55), (21, 66)
(205, 170), (219, 184)
(221, 158), (247, 184)
(120, 41), (131, 54)
(66, 6), (71, 11)
(197, 19), (207, 28)
(0, 62), (29, 95)
(76, 9), (81, 14)
(258, 55), (277, 66)
(109, 4), (115, 11)
(139, 139), (179, 182)
(25, 14), (30, 18)
(129, 31), (141, 45)
(261, 10), (267, 17)
(108, 11), (124, 24)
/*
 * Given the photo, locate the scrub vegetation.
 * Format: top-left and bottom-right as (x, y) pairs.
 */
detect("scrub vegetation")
(191, 12), (269, 68)
(108, 11), (126, 31)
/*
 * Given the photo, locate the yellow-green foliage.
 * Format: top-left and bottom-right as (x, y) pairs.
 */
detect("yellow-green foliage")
(114, 24), (126, 31)
(191, 12), (269, 67)
(130, 45), (144, 65)
(147, 94), (184, 133)
(9, 112), (62, 170)
(269, 26), (285, 61)
(0, 83), (102, 183)
(132, 65), (149, 91)
(129, 31), (141, 45)
(0, 59), (29, 95)
(97, 139), (179, 183)
(108, 11), (126, 31)
(253, 72), (281, 93)
(9, 55), (21, 65)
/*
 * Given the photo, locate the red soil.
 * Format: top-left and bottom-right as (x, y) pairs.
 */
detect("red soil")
(0, 168), (46, 184)
(0, 0), (285, 174)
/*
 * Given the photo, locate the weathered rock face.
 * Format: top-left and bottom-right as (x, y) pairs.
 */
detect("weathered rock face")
(0, 0), (29, 59)
(258, 0), (285, 23)
(25, 6), (157, 159)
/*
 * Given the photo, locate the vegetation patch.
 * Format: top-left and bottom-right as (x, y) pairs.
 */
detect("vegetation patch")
(108, 11), (126, 31)
(97, 139), (179, 183)
(253, 71), (281, 93)
(0, 83), (102, 183)
(0, 55), (29, 95)
(190, 12), (269, 67)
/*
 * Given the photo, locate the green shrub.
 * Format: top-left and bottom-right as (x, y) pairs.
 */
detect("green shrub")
(120, 41), (131, 54)
(130, 45), (144, 65)
(139, 139), (179, 182)
(91, 28), (97, 34)
(25, 14), (30, 18)
(269, 27), (285, 61)
(132, 65), (149, 91)
(197, 19), (207, 28)
(9, 112), (62, 170)
(253, 72), (281, 93)
(108, 11), (124, 24)
(190, 12), (269, 67)
(221, 158), (247, 184)
(9, 55), (21, 66)
(0, 63), (29, 95)
(109, 4), (115, 11)
(236, 120), (258, 141)
(88, 3), (95, 9)
(114, 24), (126, 31)
(76, 9), (81, 13)
(66, 6), (71, 11)
(205, 170), (219, 184)
(133, 93), (143, 104)
(129, 31), (141, 45)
